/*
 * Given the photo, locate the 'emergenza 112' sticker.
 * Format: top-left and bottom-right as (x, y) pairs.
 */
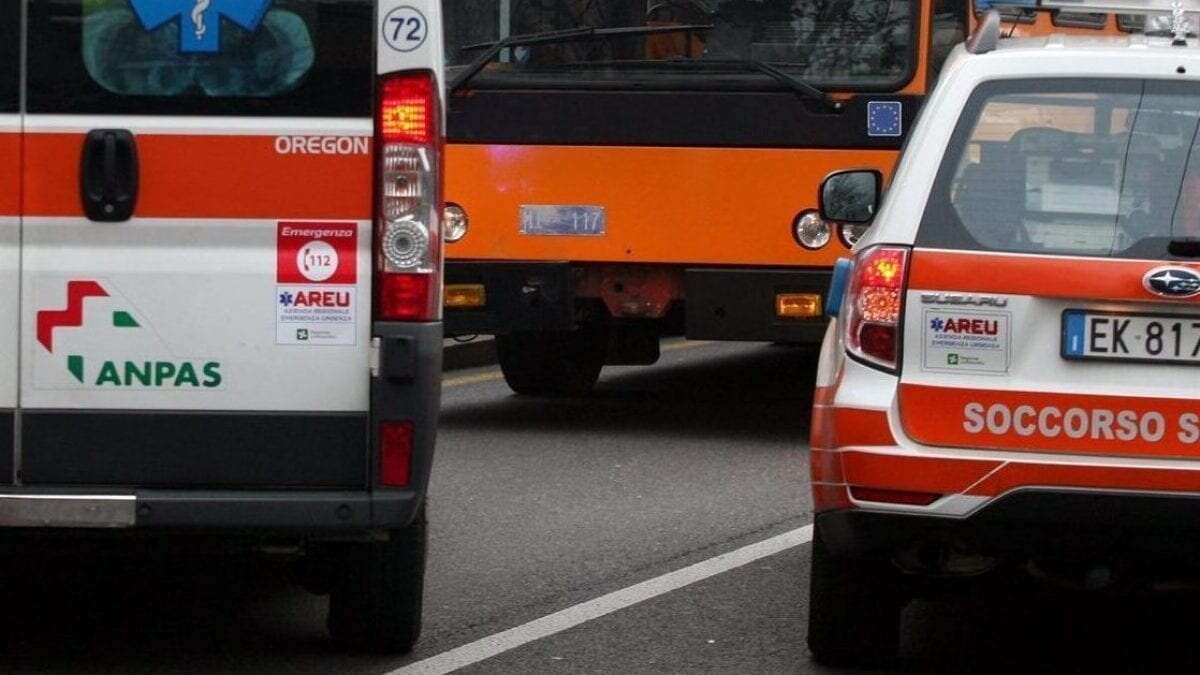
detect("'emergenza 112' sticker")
(922, 309), (1011, 374)
(277, 222), (358, 346)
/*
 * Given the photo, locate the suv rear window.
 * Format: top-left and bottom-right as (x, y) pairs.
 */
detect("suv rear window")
(919, 79), (1200, 260)
(26, 0), (373, 117)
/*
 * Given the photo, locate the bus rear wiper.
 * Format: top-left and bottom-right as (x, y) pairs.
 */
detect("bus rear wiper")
(449, 24), (714, 94)
(683, 59), (842, 113)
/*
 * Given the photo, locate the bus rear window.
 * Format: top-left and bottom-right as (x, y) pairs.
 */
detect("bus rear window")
(918, 79), (1200, 261)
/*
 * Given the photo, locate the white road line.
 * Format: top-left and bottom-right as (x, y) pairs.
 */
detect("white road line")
(388, 524), (814, 675)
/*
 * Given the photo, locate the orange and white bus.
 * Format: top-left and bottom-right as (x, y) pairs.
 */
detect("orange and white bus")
(437, 0), (1123, 396)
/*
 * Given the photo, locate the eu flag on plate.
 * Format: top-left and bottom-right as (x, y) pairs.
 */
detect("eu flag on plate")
(867, 101), (903, 138)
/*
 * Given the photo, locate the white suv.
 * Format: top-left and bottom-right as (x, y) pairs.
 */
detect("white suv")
(809, 11), (1200, 666)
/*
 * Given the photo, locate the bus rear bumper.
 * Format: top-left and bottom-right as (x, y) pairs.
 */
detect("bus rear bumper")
(684, 268), (831, 343)
(446, 261), (832, 343)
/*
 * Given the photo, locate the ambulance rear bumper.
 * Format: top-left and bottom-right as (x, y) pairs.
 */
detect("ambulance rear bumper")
(0, 488), (422, 531)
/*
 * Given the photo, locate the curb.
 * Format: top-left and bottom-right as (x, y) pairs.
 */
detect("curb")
(443, 337), (497, 371)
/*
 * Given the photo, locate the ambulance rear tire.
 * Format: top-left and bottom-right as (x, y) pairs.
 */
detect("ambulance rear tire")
(497, 327), (606, 396)
(327, 508), (426, 654)
(807, 526), (903, 667)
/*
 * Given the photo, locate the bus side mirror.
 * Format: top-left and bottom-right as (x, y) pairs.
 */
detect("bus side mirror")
(820, 170), (882, 225)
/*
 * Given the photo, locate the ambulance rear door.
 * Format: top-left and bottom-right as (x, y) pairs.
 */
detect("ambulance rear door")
(19, 0), (377, 488)
(0, 4), (20, 485)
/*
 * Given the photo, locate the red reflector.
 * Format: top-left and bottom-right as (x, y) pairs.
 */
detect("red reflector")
(379, 74), (433, 144)
(858, 323), (897, 364)
(380, 421), (414, 487)
(379, 273), (433, 321)
(849, 486), (941, 506)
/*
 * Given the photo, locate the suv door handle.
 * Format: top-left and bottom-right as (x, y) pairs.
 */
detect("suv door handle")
(80, 129), (139, 222)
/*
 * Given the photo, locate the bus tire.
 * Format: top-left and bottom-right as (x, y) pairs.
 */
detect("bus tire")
(807, 525), (903, 667)
(327, 508), (426, 654)
(496, 327), (606, 396)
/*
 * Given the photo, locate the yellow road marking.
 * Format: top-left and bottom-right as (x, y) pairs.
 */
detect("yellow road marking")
(443, 340), (716, 388)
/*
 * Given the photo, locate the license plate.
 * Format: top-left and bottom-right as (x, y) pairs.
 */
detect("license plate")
(520, 205), (606, 236)
(1062, 310), (1200, 365)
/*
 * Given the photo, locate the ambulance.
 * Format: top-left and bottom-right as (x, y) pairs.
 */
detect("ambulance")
(809, 1), (1200, 665)
(1, 0), (444, 652)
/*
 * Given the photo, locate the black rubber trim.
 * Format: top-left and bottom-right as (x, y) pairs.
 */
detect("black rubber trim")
(445, 262), (575, 336)
(136, 489), (420, 530)
(20, 411), (369, 488)
(818, 489), (1200, 562)
(0, 410), (11, 487)
(684, 268), (832, 342)
(448, 91), (925, 148)
(371, 321), (441, 522)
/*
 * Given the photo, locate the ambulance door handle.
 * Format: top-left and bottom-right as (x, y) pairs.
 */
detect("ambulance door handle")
(81, 129), (139, 222)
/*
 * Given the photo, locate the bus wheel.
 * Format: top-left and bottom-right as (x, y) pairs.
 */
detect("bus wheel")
(327, 508), (426, 654)
(807, 525), (903, 667)
(497, 326), (607, 396)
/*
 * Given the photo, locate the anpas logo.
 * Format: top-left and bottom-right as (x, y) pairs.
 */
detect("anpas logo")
(129, 0), (273, 54)
(929, 317), (1000, 336)
(36, 280), (222, 389)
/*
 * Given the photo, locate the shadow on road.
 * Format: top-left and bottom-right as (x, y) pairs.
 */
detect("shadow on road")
(897, 591), (1200, 674)
(440, 343), (822, 445)
(0, 554), (378, 675)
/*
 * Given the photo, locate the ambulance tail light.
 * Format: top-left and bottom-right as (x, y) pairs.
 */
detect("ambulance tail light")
(376, 71), (442, 322)
(843, 246), (909, 372)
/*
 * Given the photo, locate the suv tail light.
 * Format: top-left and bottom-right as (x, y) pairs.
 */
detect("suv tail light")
(843, 245), (909, 371)
(375, 71), (442, 321)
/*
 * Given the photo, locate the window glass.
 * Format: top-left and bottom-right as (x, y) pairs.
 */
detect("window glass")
(930, 0), (966, 82)
(82, 0), (314, 97)
(443, 0), (918, 91)
(0, 2), (19, 112)
(919, 79), (1200, 260)
(27, 0), (373, 117)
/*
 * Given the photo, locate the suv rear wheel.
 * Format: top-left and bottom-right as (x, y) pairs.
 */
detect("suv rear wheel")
(327, 507), (427, 654)
(807, 525), (904, 667)
(497, 326), (607, 396)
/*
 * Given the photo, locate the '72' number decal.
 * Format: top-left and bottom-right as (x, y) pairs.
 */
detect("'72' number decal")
(383, 6), (427, 53)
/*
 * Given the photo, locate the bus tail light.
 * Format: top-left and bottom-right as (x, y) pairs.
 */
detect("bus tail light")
(843, 246), (909, 371)
(376, 71), (442, 321)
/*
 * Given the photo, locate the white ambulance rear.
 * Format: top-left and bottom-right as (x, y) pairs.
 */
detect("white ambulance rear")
(1, 0), (444, 653)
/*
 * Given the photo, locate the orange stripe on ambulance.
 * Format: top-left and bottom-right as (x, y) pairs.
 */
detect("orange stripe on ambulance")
(963, 402), (1200, 444)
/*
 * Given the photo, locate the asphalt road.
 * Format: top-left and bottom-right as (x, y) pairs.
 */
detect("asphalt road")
(7, 340), (1200, 673)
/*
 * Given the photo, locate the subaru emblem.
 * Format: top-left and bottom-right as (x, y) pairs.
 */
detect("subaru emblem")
(1143, 266), (1200, 298)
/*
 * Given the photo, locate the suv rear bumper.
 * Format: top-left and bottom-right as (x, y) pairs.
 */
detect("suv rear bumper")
(819, 488), (1200, 564)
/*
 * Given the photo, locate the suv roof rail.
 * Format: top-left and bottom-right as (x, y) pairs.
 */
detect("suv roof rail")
(967, 9), (1003, 53)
